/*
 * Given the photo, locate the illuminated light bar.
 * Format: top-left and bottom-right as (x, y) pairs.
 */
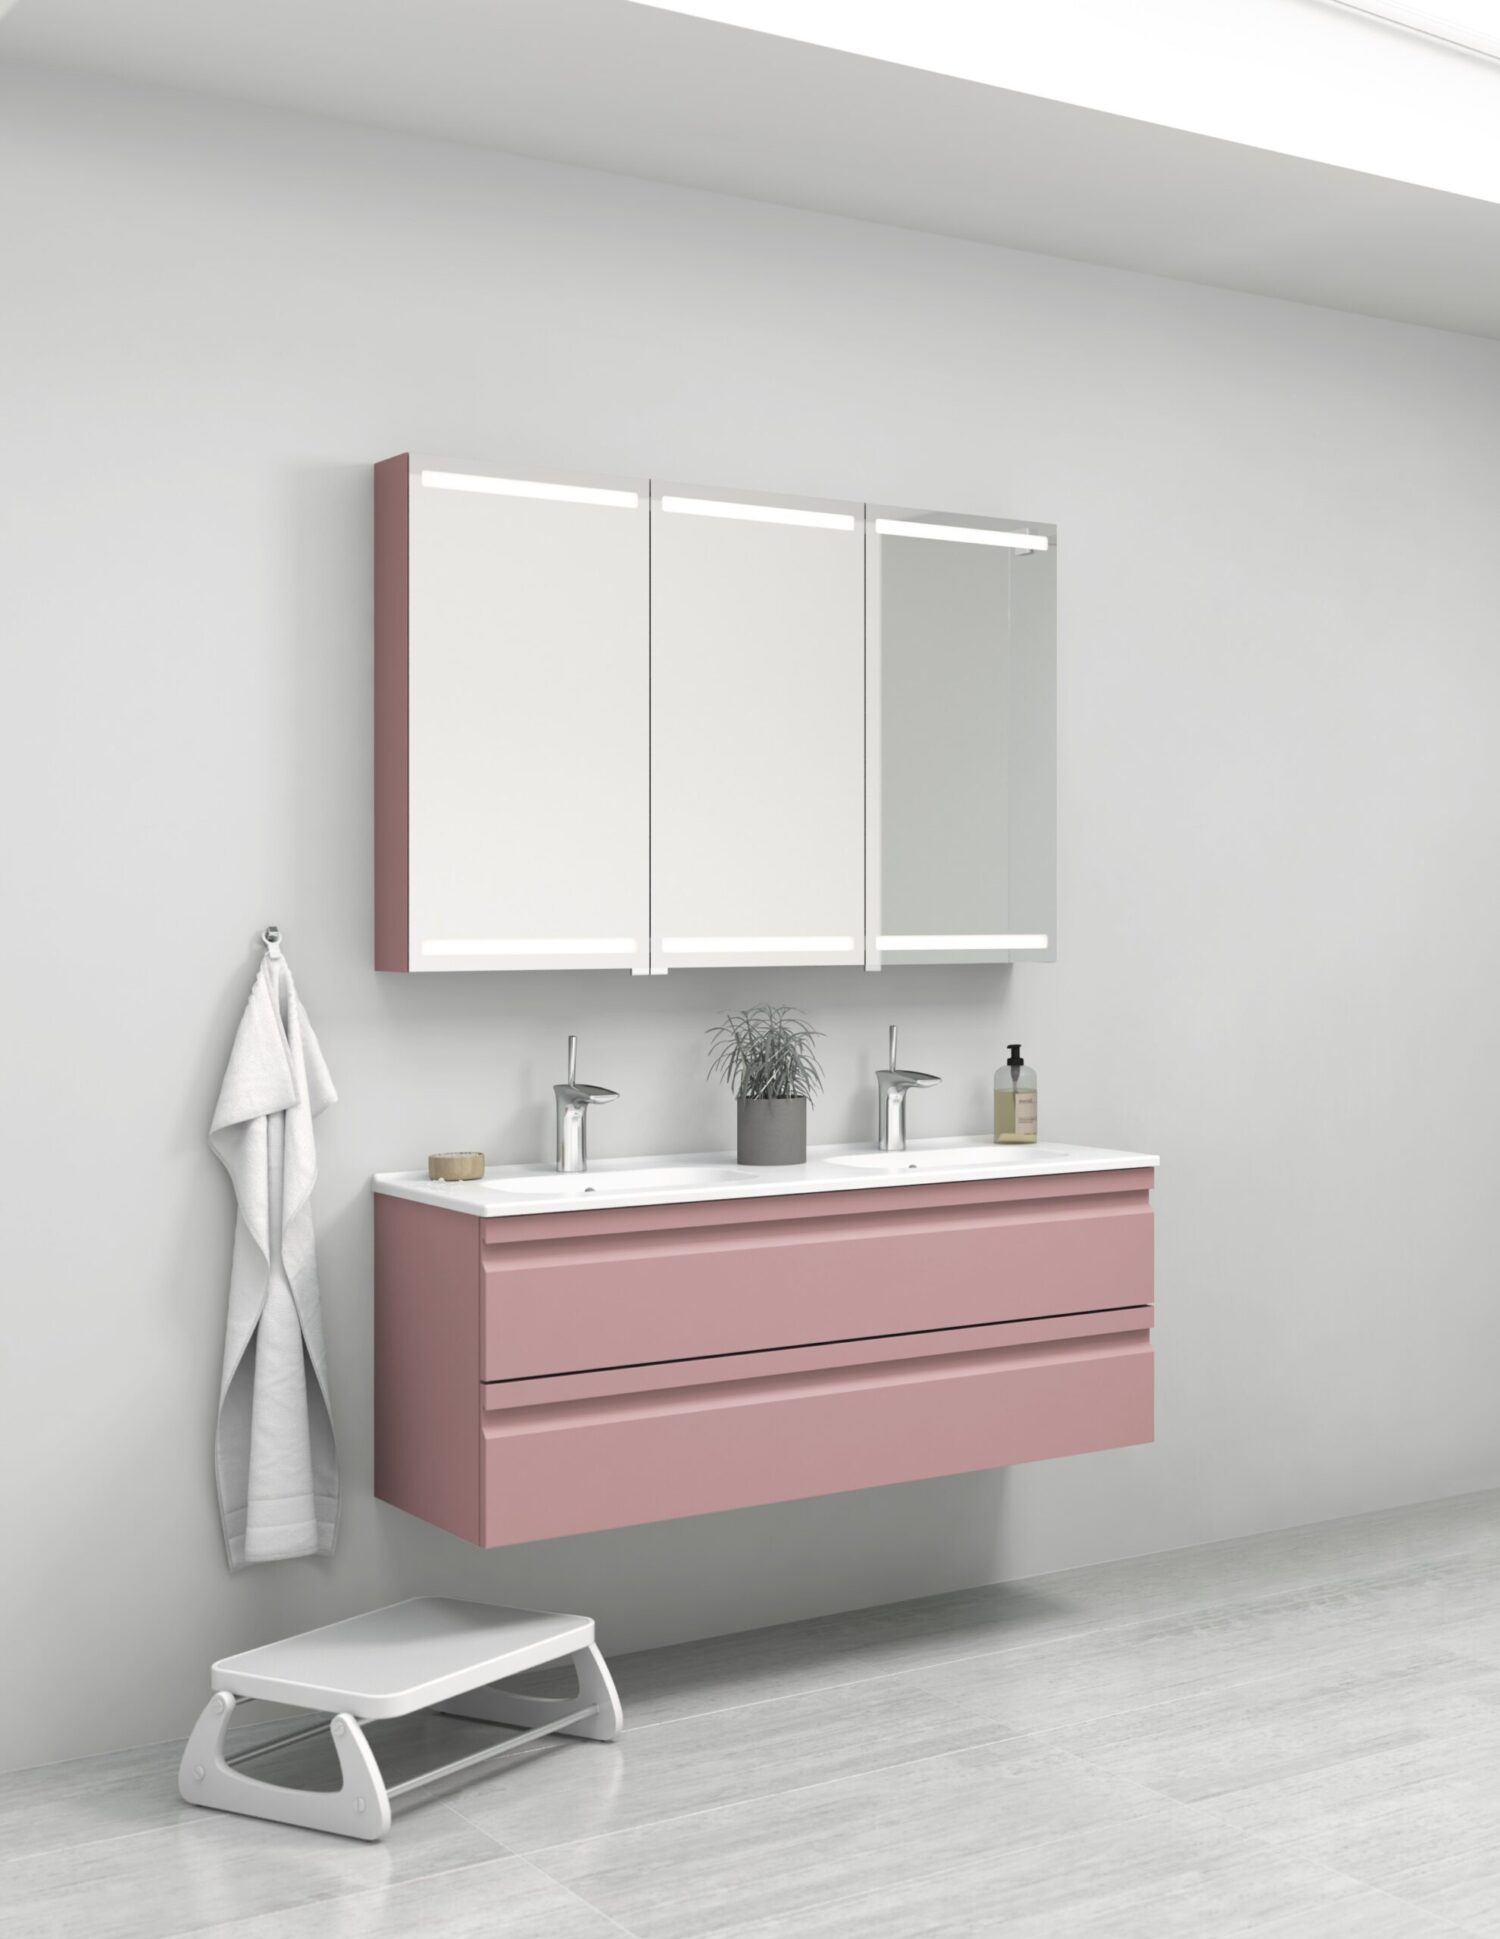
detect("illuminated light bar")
(878, 934), (1050, 950)
(875, 519), (1047, 550)
(661, 935), (857, 953)
(422, 938), (638, 957)
(661, 496), (854, 531)
(420, 471), (638, 508)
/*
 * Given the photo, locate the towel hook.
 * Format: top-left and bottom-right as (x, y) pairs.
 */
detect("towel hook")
(262, 925), (281, 949)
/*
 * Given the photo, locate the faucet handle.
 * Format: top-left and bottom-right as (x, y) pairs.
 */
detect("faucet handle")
(882, 1022), (940, 1087)
(558, 1033), (617, 1104)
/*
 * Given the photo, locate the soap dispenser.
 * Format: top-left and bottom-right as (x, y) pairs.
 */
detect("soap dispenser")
(994, 1043), (1038, 1144)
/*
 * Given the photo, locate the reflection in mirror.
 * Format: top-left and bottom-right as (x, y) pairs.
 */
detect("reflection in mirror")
(869, 511), (1056, 966)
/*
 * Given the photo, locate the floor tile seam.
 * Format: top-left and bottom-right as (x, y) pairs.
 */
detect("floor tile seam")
(509, 1854), (645, 1939)
(1346, 1841), (1500, 1902)
(608, 1602), (1396, 1739)
(0, 1794), (502, 1877)
(609, 1603), (1166, 1726)
(0, 1805), (212, 1871)
(550, 1877), (650, 1938)
(0, 1721), (303, 1793)
(1016, 1637), (1497, 1745)
(1007, 1780), (1478, 1935)
(514, 1729), (1080, 1865)
(607, 1644), (1053, 1734)
(1168, 1792), (1482, 1931)
(541, 1824), (1114, 1939)
(1179, 1731), (1500, 1839)
(448, 1715), (1029, 1857)
(1346, 1881), (1475, 1935)
(143, 1843), (527, 1939)
(617, 1555), (1500, 1736)
(540, 1779), (1276, 1939)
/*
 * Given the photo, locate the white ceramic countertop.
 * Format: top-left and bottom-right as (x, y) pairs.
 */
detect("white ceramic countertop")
(373, 1135), (1158, 1220)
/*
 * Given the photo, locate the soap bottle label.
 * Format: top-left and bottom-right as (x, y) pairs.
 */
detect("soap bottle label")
(995, 1088), (1038, 1143)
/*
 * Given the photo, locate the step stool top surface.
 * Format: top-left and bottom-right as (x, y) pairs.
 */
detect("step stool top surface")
(211, 1597), (595, 1719)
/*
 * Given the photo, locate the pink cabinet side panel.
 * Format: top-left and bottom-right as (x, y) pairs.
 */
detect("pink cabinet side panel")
(374, 1195), (481, 1540)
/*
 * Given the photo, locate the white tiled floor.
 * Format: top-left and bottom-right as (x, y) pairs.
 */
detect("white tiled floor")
(4, 1490), (1497, 1937)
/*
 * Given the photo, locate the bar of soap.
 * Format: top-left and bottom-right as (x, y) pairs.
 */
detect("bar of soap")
(428, 1152), (485, 1182)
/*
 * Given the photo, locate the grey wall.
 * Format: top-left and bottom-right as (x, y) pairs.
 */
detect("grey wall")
(4, 64), (1500, 1774)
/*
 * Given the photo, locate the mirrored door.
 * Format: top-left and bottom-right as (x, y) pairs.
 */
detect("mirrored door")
(395, 458), (651, 972)
(867, 507), (1056, 967)
(650, 483), (865, 970)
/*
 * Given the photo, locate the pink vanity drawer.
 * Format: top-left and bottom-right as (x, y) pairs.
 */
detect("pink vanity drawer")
(478, 1306), (1153, 1545)
(479, 1169), (1154, 1382)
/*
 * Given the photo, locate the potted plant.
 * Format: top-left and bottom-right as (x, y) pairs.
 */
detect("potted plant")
(708, 1004), (824, 1166)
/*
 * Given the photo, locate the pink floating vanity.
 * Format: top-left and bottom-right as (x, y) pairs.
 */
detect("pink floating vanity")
(374, 1142), (1156, 1547)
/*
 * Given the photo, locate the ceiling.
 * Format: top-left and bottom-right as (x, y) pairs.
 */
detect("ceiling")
(6, 0), (1500, 339)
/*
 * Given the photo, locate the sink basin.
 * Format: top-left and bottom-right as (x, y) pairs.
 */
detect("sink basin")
(490, 1164), (749, 1199)
(827, 1144), (1071, 1174)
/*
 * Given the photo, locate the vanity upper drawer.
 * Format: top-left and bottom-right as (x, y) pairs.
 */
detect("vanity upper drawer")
(479, 1169), (1153, 1382)
(479, 1305), (1153, 1546)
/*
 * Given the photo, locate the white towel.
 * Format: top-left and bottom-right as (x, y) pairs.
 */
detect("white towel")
(209, 939), (339, 1568)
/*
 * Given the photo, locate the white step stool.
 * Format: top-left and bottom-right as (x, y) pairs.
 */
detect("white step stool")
(179, 1597), (622, 1841)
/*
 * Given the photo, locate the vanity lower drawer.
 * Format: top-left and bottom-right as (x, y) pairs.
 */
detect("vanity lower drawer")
(479, 1169), (1154, 1381)
(478, 1306), (1153, 1546)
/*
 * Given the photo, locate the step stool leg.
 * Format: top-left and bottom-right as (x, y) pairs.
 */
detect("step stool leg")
(439, 1642), (623, 1743)
(568, 1642), (624, 1740)
(178, 1692), (392, 1841)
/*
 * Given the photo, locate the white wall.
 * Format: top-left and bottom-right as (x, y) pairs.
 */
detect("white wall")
(4, 64), (1500, 1773)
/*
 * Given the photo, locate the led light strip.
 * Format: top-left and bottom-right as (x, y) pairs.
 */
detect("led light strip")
(420, 471), (639, 509)
(660, 496), (855, 531)
(878, 933), (1050, 951)
(661, 935), (858, 954)
(875, 519), (1048, 550)
(422, 938), (638, 957)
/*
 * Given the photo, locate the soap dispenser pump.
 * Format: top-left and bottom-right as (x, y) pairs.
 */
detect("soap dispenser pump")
(994, 1043), (1038, 1145)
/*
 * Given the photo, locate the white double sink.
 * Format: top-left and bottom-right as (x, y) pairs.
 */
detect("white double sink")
(494, 1142), (1066, 1198)
(374, 1138), (1158, 1220)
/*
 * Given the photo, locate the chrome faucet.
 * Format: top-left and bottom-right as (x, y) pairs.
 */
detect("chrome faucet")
(875, 1024), (941, 1152)
(554, 1034), (617, 1173)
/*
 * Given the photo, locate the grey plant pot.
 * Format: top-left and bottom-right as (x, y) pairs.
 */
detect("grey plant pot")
(736, 1096), (808, 1167)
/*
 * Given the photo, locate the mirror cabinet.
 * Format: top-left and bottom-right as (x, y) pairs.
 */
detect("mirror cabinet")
(375, 455), (1054, 973)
